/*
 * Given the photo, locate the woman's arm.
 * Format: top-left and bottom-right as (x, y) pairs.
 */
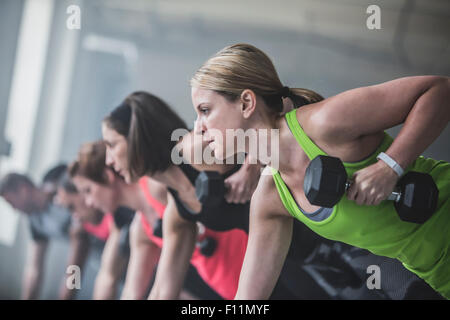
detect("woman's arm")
(235, 173), (293, 299)
(318, 75), (449, 168)
(149, 194), (197, 300)
(121, 214), (161, 300)
(314, 76), (449, 205)
(59, 223), (90, 300)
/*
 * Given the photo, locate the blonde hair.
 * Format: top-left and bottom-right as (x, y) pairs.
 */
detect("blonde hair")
(190, 43), (323, 114)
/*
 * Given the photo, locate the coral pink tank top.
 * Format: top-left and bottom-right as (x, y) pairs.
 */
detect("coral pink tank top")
(138, 177), (248, 299)
(83, 213), (113, 241)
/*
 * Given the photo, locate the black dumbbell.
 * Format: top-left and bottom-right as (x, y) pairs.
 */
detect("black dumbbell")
(195, 171), (225, 208)
(197, 237), (217, 257)
(153, 218), (163, 238)
(303, 155), (439, 224)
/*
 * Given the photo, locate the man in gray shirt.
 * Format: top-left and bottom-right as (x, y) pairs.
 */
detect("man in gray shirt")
(0, 169), (87, 299)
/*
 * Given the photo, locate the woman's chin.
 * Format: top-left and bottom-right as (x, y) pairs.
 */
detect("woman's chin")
(121, 172), (133, 184)
(209, 143), (237, 163)
(214, 151), (239, 164)
(103, 205), (114, 214)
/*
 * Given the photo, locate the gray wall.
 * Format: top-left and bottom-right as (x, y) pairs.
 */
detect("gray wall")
(0, 0), (23, 159)
(0, 0), (27, 299)
(57, 0), (450, 163)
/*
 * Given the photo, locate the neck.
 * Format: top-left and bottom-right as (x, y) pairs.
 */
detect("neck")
(270, 112), (305, 174)
(246, 114), (282, 169)
(117, 181), (148, 213)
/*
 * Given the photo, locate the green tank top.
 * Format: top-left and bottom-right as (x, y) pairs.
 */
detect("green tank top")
(271, 109), (450, 299)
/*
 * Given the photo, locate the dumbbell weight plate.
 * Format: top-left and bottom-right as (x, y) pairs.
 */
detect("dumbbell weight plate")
(304, 155), (348, 208)
(394, 172), (439, 224)
(195, 171), (225, 208)
(153, 218), (163, 238)
(198, 237), (217, 257)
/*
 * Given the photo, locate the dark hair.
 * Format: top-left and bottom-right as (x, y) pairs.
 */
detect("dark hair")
(0, 173), (34, 196)
(106, 102), (131, 137)
(69, 141), (109, 185)
(103, 91), (188, 178)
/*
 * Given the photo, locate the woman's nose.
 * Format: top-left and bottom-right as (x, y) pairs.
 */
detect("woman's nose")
(105, 150), (114, 166)
(85, 197), (94, 208)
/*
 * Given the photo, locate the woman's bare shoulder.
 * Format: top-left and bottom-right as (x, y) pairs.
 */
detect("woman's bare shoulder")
(146, 178), (168, 205)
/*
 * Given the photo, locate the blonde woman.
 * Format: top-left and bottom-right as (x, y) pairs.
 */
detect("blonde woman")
(190, 43), (450, 299)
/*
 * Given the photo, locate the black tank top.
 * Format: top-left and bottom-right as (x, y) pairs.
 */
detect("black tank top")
(167, 163), (250, 232)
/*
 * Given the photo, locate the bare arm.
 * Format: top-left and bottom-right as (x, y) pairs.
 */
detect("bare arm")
(149, 194), (197, 300)
(235, 173), (293, 299)
(22, 240), (48, 300)
(121, 214), (161, 300)
(312, 76), (450, 205)
(93, 223), (128, 300)
(58, 223), (90, 300)
(317, 76), (450, 168)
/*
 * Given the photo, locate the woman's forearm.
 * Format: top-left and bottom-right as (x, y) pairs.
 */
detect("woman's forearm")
(59, 232), (90, 300)
(149, 234), (195, 300)
(149, 199), (197, 300)
(385, 78), (449, 169)
(235, 201), (293, 299)
(92, 271), (117, 300)
(93, 227), (127, 299)
(121, 242), (160, 300)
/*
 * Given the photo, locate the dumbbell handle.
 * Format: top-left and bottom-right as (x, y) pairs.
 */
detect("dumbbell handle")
(344, 182), (401, 202)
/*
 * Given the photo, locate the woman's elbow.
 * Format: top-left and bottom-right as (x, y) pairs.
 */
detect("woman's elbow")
(428, 76), (450, 95)
(431, 76), (450, 119)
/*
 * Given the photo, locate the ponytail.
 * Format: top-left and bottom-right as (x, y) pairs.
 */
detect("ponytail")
(286, 87), (324, 109)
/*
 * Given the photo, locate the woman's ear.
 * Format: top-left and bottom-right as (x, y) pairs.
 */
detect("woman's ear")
(240, 89), (257, 119)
